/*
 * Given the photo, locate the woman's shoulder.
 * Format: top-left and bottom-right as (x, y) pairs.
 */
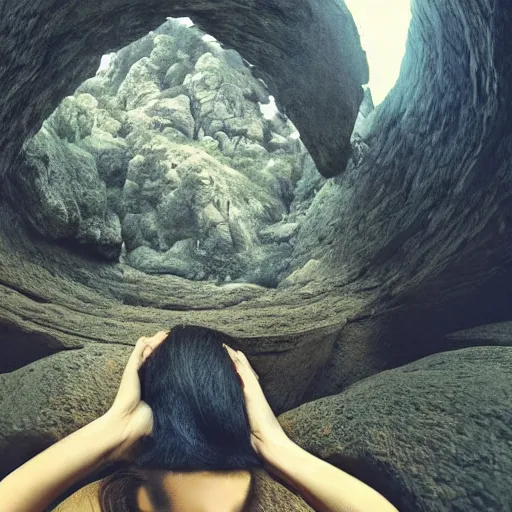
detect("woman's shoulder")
(52, 469), (313, 512)
(52, 480), (102, 512)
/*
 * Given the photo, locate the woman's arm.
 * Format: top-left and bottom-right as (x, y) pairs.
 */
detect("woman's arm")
(0, 412), (128, 512)
(261, 437), (398, 512)
(0, 331), (168, 512)
(224, 346), (398, 512)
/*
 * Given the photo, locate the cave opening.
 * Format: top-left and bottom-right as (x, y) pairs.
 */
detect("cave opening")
(345, 0), (411, 106)
(8, 17), (359, 289)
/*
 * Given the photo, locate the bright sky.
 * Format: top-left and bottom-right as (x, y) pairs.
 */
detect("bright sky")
(344, 0), (411, 105)
(100, 9), (411, 106)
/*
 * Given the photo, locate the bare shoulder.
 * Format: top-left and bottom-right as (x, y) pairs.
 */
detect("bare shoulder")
(53, 480), (102, 512)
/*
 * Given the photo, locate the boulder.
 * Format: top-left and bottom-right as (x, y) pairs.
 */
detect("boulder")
(184, 52), (271, 146)
(9, 127), (122, 259)
(117, 57), (161, 110)
(0, 344), (132, 479)
(79, 131), (130, 187)
(125, 245), (197, 278)
(145, 95), (195, 138)
(149, 34), (177, 72)
(259, 223), (299, 244)
(280, 347), (512, 512)
(51, 94), (97, 143)
(164, 61), (191, 88)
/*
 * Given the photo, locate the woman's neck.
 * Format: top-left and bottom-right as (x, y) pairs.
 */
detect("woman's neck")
(137, 470), (252, 512)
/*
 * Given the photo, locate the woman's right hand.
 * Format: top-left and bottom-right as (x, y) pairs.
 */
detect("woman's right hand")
(223, 345), (292, 459)
(225, 346), (400, 512)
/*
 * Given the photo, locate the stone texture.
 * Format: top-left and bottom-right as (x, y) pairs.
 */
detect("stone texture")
(0, 201), (350, 414)
(447, 322), (512, 348)
(1, 1), (512, 506)
(288, 0), (512, 393)
(7, 126), (123, 259)
(281, 347), (512, 512)
(0, 344), (131, 479)
(9, 20), (319, 285)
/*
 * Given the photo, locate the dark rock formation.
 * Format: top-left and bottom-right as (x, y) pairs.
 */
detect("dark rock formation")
(281, 347), (512, 512)
(290, 0), (512, 396)
(0, 0), (366, 182)
(447, 322), (512, 348)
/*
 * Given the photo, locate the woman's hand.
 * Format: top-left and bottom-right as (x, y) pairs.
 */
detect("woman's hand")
(106, 331), (168, 460)
(225, 345), (399, 512)
(0, 331), (169, 512)
(223, 345), (292, 459)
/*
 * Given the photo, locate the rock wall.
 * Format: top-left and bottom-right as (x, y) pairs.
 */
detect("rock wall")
(291, 0), (512, 395)
(0, 0), (367, 183)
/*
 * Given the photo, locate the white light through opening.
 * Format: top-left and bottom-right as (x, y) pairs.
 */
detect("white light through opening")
(173, 17), (194, 27)
(344, 0), (412, 106)
(202, 34), (217, 43)
(259, 96), (279, 120)
(97, 53), (114, 74)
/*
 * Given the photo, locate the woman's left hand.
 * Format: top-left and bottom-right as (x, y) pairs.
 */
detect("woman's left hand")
(106, 330), (168, 460)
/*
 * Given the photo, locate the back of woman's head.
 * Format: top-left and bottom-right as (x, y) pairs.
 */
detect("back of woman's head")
(137, 325), (261, 471)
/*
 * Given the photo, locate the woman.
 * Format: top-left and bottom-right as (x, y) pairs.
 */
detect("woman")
(0, 327), (398, 512)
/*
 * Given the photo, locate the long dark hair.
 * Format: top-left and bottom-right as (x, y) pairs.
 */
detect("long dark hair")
(99, 325), (261, 511)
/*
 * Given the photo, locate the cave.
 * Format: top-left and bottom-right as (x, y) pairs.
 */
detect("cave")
(1, 0), (512, 510)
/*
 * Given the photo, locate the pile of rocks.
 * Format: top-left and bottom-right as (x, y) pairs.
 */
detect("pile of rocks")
(10, 20), (331, 286)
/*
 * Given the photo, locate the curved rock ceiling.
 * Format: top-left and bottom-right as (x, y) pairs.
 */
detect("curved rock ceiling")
(1, 0), (512, 509)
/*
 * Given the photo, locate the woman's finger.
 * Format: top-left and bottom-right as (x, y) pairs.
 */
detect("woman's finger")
(132, 331), (169, 368)
(148, 331), (169, 348)
(223, 343), (235, 359)
(235, 350), (260, 380)
(224, 345), (261, 383)
(141, 345), (152, 362)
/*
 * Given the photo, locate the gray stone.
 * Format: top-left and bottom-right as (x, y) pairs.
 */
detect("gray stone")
(164, 61), (191, 88)
(267, 132), (292, 152)
(145, 95), (195, 138)
(281, 347), (512, 512)
(117, 57), (161, 110)
(8, 127), (123, 259)
(149, 34), (177, 72)
(259, 223), (299, 243)
(125, 245), (195, 277)
(79, 131), (129, 187)
(50, 94), (97, 143)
